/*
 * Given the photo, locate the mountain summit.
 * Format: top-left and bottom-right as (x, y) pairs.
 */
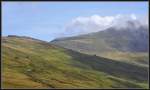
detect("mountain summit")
(51, 21), (149, 53)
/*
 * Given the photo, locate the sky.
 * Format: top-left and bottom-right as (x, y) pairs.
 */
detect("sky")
(2, 2), (148, 41)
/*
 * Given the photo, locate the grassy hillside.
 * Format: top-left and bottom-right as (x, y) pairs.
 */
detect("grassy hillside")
(51, 38), (149, 68)
(2, 36), (149, 89)
(99, 52), (149, 67)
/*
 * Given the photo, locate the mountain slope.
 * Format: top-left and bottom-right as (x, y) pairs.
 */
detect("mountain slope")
(51, 25), (148, 52)
(51, 25), (149, 66)
(2, 36), (148, 88)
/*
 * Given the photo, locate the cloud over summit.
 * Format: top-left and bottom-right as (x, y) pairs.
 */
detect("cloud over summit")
(63, 14), (148, 37)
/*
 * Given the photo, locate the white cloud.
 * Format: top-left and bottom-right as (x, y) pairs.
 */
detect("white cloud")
(131, 14), (137, 20)
(63, 14), (148, 37)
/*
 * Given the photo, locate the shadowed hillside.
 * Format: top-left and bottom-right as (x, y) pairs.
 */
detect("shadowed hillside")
(2, 36), (149, 89)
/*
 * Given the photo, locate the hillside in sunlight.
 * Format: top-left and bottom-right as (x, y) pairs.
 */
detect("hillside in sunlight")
(2, 36), (149, 89)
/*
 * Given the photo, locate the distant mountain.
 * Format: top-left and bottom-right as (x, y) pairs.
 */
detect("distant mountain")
(51, 20), (149, 68)
(2, 36), (148, 88)
(51, 21), (149, 62)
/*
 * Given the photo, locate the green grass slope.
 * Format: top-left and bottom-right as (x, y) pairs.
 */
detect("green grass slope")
(99, 51), (149, 68)
(2, 36), (149, 89)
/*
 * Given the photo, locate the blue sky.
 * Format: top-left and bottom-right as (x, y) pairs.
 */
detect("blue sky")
(2, 2), (148, 41)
